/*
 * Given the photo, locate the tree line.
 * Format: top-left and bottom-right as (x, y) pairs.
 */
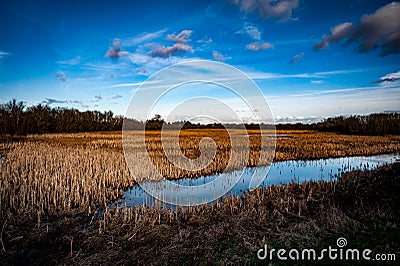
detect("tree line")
(276, 113), (400, 135)
(0, 99), (123, 135)
(312, 113), (400, 135)
(1, 99), (399, 136)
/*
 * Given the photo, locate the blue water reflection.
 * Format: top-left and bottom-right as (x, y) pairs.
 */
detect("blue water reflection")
(112, 153), (399, 208)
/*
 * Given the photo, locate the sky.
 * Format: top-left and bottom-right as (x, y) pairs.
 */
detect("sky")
(0, 0), (399, 123)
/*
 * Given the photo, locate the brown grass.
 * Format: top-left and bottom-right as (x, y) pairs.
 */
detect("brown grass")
(0, 130), (399, 264)
(1, 163), (399, 264)
(25, 129), (400, 161)
(0, 129), (399, 219)
(0, 142), (132, 217)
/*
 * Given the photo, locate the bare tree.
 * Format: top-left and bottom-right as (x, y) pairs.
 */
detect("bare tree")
(4, 99), (25, 135)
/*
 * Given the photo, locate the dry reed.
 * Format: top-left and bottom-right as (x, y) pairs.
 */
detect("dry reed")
(0, 129), (398, 219)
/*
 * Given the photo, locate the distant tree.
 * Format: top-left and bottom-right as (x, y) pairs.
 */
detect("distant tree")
(23, 104), (53, 133)
(313, 113), (400, 135)
(2, 99), (25, 135)
(1, 98), (399, 136)
(145, 114), (165, 130)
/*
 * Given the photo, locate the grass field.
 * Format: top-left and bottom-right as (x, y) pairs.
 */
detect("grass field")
(0, 129), (399, 264)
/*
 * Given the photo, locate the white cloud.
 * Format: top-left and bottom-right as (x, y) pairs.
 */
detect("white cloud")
(150, 43), (194, 58)
(197, 37), (213, 44)
(149, 29), (194, 58)
(128, 51), (199, 75)
(244, 24), (262, 40)
(274, 115), (321, 124)
(240, 66), (376, 81)
(310, 80), (324, 84)
(57, 56), (81, 66)
(166, 30), (193, 43)
(212, 51), (231, 61)
(290, 52), (304, 63)
(108, 82), (144, 88)
(372, 70), (400, 84)
(111, 94), (122, 99)
(313, 69), (365, 76)
(268, 86), (400, 119)
(123, 29), (167, 46)
(80, 62), (123, 72)
(128, 53), (150, 65)
(105, 38), (129, 59)
(236, 23), (263, 40)
(0, 51), (10, 59)
(54, 71), (66, 82)
(243, 69), (320, 79)
(231, 0), (299, 22)
(245, 42), (274, 51)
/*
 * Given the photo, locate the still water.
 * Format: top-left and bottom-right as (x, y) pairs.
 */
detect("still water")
(112, 153), (399, 208)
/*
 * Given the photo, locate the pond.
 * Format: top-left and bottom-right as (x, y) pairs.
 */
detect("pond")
(112, 153), (399, 208)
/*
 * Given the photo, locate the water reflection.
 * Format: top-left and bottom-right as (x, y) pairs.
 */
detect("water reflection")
(112, 153), (399, 209)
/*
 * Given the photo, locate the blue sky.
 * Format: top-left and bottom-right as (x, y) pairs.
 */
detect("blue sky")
(0, 0), (399, 123)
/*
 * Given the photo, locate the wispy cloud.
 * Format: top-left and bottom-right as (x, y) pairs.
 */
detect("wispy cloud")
(123, 29), (167, 46)
(230, 0), (299, 22)
(128, 53), (150, 65)
(136, 68), (148, 75)
(313, 68), (366, 76)
(70, 100), (81, 104)
(81, 62), (122, 72)
(314, 2), (400, 56)
(275, 115), (321, 124)
(283, 87), (373, 97)
(212, 50), (231, 61)
(244, 23), (262, 40)
(242, 67), (369, 80)
(108, 82), (144, 88)
(166, 30), (192, 43)
(41, 98), (68, 105)
(246, 42), (274, 51)
(41, 98), (91, 108)
(57, 56), (81, 66)
(0, 51), (10, 59)
(197, 37), (212, 44)
(105, 38), (129, 59)
(238, 23), (274, 51)
(129, 51), (198, 74)
(244, 69), (320, 79)
(290, 52), (304, 63)
(372, 70), (400, 84)
(236, 23), (263, 40)
(310, 80), (324, 85)
(268, 86), (400, 119)
(90, 97), (99, 103)
(111, 94), (122, 99)
(54, 71), (66, 81)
